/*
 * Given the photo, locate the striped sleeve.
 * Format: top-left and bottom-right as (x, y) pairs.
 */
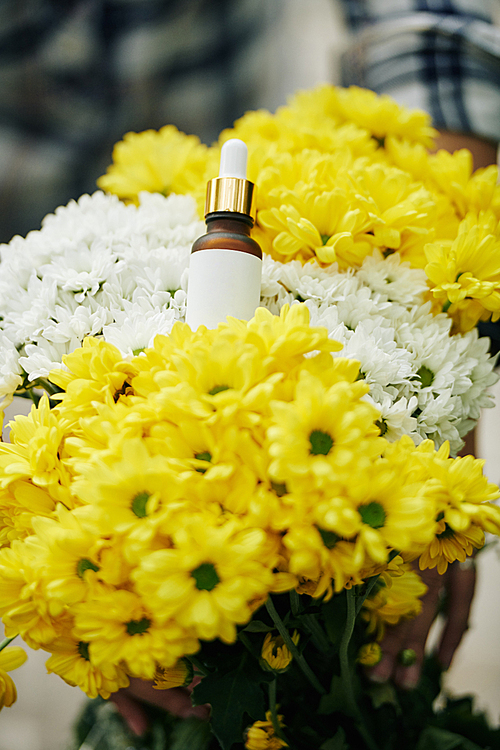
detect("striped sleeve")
(340, 0), (500, 143)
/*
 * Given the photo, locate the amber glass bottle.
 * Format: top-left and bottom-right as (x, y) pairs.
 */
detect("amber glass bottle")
(185, 140), (262, 330)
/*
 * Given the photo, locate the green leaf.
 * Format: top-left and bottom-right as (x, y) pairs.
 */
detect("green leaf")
(318, 675), (350, 716)
(366, 682), (401, 714)
(240, 621), (274, 633)
(320, 727), (349, 749)
(170, 716), (212, 750)
(437, 694), (500, 747)
(192, 668), (265, 750)
(415, 726), (484, 750)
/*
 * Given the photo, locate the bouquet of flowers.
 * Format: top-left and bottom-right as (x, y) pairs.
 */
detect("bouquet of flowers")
(0, 85), (500, 750)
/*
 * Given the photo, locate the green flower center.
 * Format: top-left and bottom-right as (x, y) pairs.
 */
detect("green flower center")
(309, 430), (334, 456)
(191, 562), (220, 591)
(132, 347), (145, 356)
(76, 558), (100, 578)
(317, 528), (339, 549)
(271, 481), (288, 497)
(126, 617), (151, 636)
(375, 419), (388, 437)
(194, 451), (212, 474)
(78, 641), (90, 661)
(131, 491), (151, 518)
(195, 451), (212, 463)
(321, 234), (330, 245)
(359, 502), (386, 529)
(417, 365), (434, 388)
(208, 385), (230, 396)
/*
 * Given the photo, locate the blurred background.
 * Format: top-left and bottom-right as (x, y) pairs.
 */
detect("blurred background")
(0, 0), (347, 243)
(0, 0), (499, 748)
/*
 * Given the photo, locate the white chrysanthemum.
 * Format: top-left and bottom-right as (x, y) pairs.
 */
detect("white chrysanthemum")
(0, 191), (202, 384)
(356, 250), (428, 306)
(459, 332), (498, 419)
(103, 302), (177, 356)
(338, 322), (414, 388)
(364, 391), (419, 443)
(0, 192), (496, 455)
(19, 339), (77, 380)
(413, 390), (461, 448)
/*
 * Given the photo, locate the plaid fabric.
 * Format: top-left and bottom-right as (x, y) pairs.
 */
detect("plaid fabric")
(0, 0), (278, 243)
(340, 0), (500, 144)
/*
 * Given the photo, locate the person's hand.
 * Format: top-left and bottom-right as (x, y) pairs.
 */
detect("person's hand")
(110, 675), (210, 736)
(366, 560), (476, 690)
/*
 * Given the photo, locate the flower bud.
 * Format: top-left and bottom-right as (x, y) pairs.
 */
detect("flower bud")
(357, 642), (382, 667)
(153, 658), (194, 690)
(260, 631), (299, 674)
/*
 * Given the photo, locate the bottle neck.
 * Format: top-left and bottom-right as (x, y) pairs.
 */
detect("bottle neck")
(205, 211), (254, 235)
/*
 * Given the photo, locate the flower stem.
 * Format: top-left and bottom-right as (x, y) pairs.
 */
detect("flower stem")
(0, 635), (17, 652)
(268, 679), (290, 746)
(302, 614), (331, 654)
(187, 655), (209, 677)
(265, 596), (326, 695)
(355, 574), (382, 618)
(355, 550), (400, 618)
(289, 590), (301, 617)
(339, 589), (379, 750)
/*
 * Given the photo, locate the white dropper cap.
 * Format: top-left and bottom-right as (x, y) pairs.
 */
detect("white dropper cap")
(204, 138), (255, 216)
(219, 139), (248, 179)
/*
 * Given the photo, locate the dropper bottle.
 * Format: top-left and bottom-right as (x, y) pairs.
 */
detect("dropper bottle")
(185, 139), (262, 330)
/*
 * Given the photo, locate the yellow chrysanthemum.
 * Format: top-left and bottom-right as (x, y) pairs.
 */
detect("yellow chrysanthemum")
(0, 479), (57, 546)
(245, 711), (288, 750)
(346, 461), (436, 568)
(419, 520), (484, 575)
(133, 519), (276, 643)
(44, 635), (129, 699)
(267, 371), (383, 491)
(286, 85), (436, 147)
(0, 396), (74, 509)
(258, 188), (372, 267)
(153, 658), (193, 690)
(72, 439), (184, 560)
(27, 505), (128, 612)
(72, 588), (198, 678)
(223, 304), (342, 371)
(0, 541), (64, 648)
(425, 212), (500, 331)
(97, 125), (212, 208)
(260, 630), (299, 673)
(282, 524), (363, 598)
(50, 337), (138, 418)
(0, 646), (27, 710)
(427, 149), (500, 219)
(362, 564), (428, 640)
(416, 444), (500, 573)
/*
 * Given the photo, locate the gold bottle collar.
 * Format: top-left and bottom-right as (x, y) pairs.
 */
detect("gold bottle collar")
(205, 177), (256, 218)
